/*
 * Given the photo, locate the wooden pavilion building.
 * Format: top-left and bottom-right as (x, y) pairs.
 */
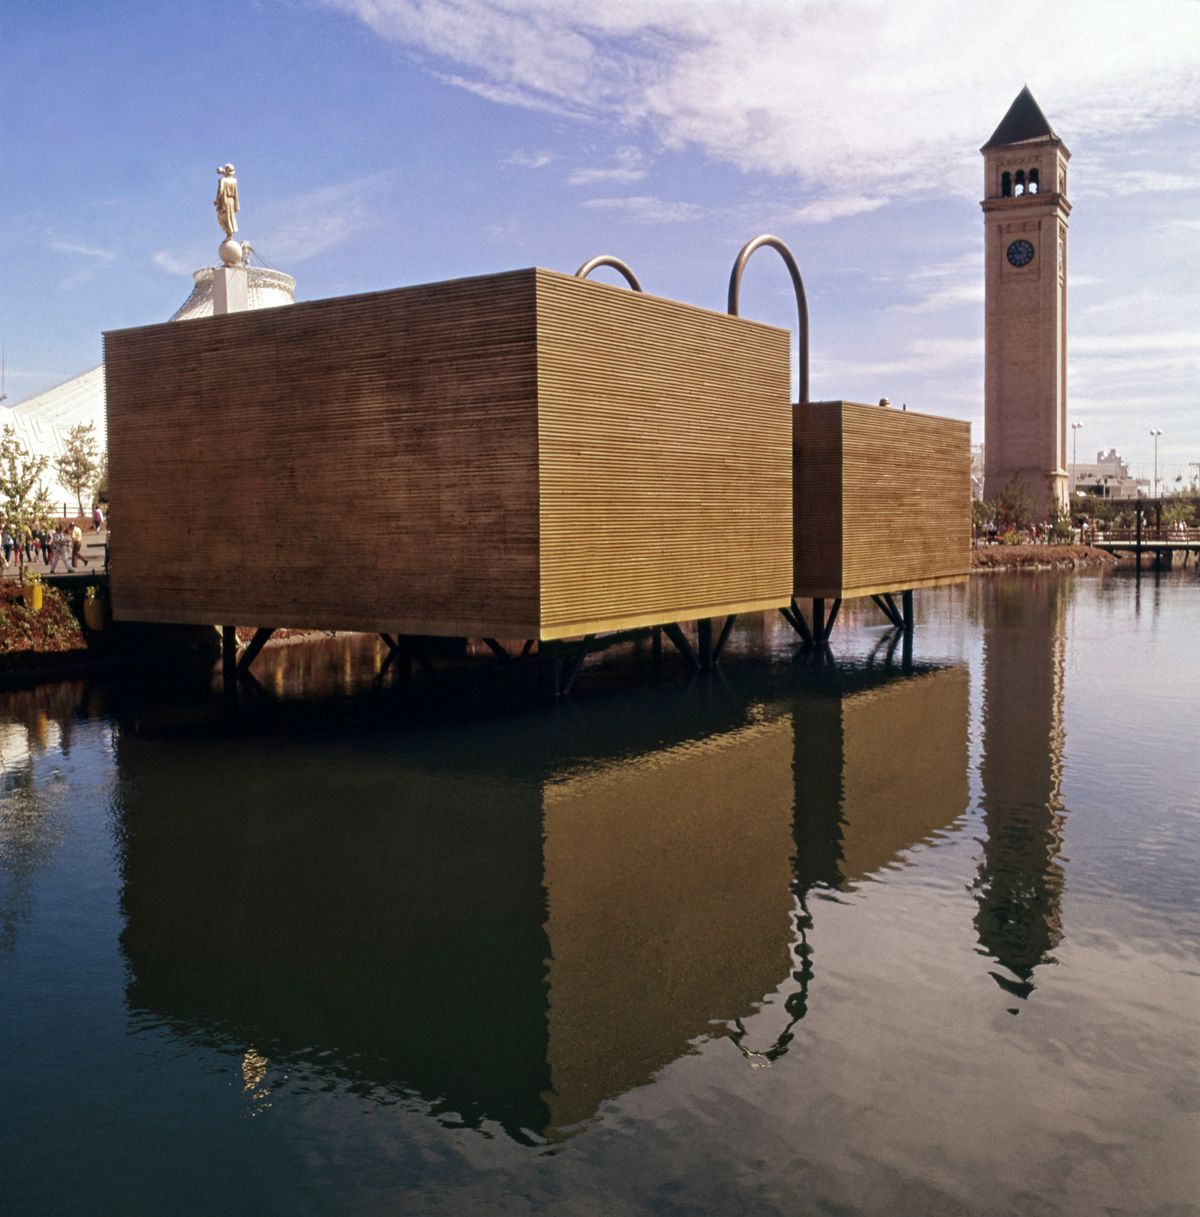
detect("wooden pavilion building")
(105, 263), (970, 687)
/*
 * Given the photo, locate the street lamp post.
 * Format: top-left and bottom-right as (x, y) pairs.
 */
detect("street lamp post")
(1150, 429), (1162, 500)
(1071, 421), (1083, 495)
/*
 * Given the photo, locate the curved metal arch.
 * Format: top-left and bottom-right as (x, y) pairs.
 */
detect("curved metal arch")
(727, 234), (810, 404)
(574, 255), (644, 293)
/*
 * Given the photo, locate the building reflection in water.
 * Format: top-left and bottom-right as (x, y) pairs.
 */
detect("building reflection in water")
(973, 577), (1068, 1000)
(108, 640), (973, 1143)
(0, 678), (100, 955)
(733, 662), (971, 1061)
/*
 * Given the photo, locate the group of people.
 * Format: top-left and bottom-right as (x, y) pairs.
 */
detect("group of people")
(979, 518), (1067, 544)
(1, 509), (103, 574)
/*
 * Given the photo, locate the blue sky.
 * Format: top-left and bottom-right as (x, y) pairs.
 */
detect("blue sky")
(2, 0), (1197, 482)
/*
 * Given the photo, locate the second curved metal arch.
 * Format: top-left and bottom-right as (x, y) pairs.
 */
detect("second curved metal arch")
(727, 234), (809, 404)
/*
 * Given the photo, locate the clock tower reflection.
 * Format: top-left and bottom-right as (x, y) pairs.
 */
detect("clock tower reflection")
(973, 577), (1068, 999)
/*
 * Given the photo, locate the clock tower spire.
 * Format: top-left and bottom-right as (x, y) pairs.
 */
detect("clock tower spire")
(981, 86), (1071, 516)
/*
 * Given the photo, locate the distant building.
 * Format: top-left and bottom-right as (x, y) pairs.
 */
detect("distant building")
(1070, 448), (1146, 500)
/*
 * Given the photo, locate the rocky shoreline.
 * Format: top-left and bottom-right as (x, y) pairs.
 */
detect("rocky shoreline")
(971, 544), (1119, 571)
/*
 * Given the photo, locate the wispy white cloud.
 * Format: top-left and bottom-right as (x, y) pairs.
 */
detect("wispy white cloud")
(569, 144), (647, 186)
(892, 280), (984, 314)
(819, 336), (983, 381)
(49, 234), (116, 288)
(321, 0), (1200, 212)
(146, 175), (397, 275)
(433, 71), (588, 119)
(1100, 169), (1200, 197)
(1072, 329), (1200, 357)
(152, 250), (197, 277)
(1069, 327), (1199, 416)
(788, 194), (889, 225)
(504, 148), (554, 168)
(583, 195), (703, 223)
(887, 252), (983, 314)
(1079, 289), (1196, 321)
(49, 238), (115, 261)
(255, 169), (399, 263)
(570, 166), (646, 186)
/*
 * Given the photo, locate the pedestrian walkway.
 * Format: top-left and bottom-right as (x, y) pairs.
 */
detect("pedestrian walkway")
(1, 529), (108, 581)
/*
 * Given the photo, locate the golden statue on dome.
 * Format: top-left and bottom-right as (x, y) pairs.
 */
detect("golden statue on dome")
(215, 164), (240, 239)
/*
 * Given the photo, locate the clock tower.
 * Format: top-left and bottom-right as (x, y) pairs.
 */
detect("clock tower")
(981, 87), (1071, 515)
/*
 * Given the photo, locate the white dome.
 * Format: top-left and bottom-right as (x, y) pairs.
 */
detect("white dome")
(170, 265), (297, 322)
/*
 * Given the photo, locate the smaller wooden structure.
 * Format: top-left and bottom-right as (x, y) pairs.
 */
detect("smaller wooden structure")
(785, 401), (971, 642)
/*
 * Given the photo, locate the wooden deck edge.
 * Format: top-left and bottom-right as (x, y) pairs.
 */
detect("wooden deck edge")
(111, 608), (544, 639)
(537, 595), (790, 642)
(113, 595), (794, 641)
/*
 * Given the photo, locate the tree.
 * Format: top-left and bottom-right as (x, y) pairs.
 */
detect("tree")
(971, 497), (993, 538)
(0, 424), (50, 529)
(1077, 492), (1115, 525)
(1047, 498), (1075, 542)
(994, 476), (1036, 532)
(54, 422), (100, 516)
(93, 451), (108, 505)
(1162, 493), (1197, 528)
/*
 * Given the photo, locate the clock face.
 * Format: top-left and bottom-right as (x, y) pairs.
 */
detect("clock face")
(1007, 239), (1035, 268)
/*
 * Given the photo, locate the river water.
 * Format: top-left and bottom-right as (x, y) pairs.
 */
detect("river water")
(1, 570), (1197, 1216)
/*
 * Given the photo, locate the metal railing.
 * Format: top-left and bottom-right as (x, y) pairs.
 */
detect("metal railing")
(1091, 527), (1200, 543)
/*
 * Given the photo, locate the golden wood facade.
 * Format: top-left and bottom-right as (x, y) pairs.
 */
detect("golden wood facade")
(104, 269), (792, 639)
(793, 401), (971, 600)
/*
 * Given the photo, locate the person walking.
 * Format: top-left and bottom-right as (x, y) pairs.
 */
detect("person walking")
(71, 522), (89, 569)
(48, 526), (71, 574)
(92, 505), (104, 533)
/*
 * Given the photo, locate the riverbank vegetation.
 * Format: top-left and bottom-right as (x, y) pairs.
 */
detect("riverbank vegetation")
(0, 582), (88, 667)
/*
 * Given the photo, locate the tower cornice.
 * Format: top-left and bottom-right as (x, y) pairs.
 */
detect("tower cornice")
(981, 135), (1071, 161)
(981, 194), (1071, 218)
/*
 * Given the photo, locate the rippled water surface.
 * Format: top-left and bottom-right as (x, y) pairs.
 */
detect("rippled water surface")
(2, 572), (1197, 1216)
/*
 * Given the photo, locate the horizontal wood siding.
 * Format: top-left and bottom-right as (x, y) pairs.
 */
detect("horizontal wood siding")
(535, 271), (792, 637)
(793, 402), (969, 598)
(792, 404), (844, 596)
(839, 403), (971, 597)
(105, 271), (541, 635)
